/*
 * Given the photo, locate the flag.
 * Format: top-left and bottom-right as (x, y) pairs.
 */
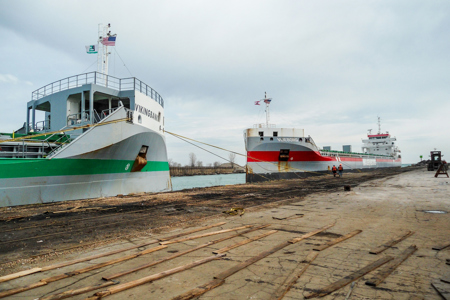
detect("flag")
(254, 101), (261, 105)
(101, 36), (116, 46)
(85, 44), (98, 54)
(264, 99), (272, 104)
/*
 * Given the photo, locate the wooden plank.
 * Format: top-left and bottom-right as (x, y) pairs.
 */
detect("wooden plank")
(288, 223), (335, 244)
(0, 222), (226, 284)
(212, 230), (278, 254)
(158, 222), (226, 241)
(171, 279), (225, 300)
(39, 281), (117, 300)
(272, 251), (319, 300)
(304, 256), (393, 299)
(216, 223), (335, 280)
(432, 242), (450, 251)
(160, 225), (253, 245)
(432, 281), (450, 300)
(43, 244), (167, 283)
(103, 224), (270, 281)
(369, 231), (414, 254)
(365, 245), (417, 286)
(0, 267), (42, 283)
(93, 254), (226, 298)
(272, 214), (304, 220)
(214, 241), (291, 280)
(0, 245), (166, 298)
(40, 240), (159, 272)
(0, 281), (47, 298)
(313, 230), (362, 251)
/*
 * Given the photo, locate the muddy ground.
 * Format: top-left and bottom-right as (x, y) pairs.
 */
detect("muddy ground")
(0, 167), (417, 273)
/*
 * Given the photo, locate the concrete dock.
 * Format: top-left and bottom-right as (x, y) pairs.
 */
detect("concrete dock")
(0, 168), (449, 299)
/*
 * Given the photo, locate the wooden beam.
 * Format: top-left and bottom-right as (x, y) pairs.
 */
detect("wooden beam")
(212, 230), (278, 254)
(39, 281), (117, 300)
(304, 256), (393, 299)
(171, 279), (225, 300)
(43, 245), (167, 283)
(0, 281), (47, 298)
(369, 231), (414, 254)
(432, 242), (450, 251)
(160, 225), (253, 245)
(169, 223), (335, 300)
(313, 230), (362, 251)
(92, 254), (226, 298)
(365, 245), (417, 286)
(158, 222), (226, 241)
(0, 222), (227, 284)
(102, 224), (270, 281)
(272, 251), (319, 300)
(288, 223), (335, 244)
(0, 267), (42, 283)
(0, 245), (166, 299)
(272, 214), (304, 220)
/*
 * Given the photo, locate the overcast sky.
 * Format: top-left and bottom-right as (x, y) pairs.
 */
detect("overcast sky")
(1, 0), (449, 165)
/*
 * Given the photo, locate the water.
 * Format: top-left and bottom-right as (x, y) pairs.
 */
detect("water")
(171, 173), (246, 191)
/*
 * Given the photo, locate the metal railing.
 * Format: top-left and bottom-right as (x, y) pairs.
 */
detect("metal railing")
(32, 71), (164, 107)
(67, 112), (90, 126)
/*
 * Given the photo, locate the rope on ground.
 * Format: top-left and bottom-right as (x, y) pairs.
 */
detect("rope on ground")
(222, 207), (245, 216)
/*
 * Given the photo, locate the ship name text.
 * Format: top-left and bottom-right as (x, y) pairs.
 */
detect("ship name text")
(277, 138), (298, 142)
(135, 104), (161, 122)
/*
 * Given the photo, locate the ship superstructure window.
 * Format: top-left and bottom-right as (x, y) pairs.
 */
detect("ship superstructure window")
(259, 131), (264, 137)
(273, 132), (278, 137)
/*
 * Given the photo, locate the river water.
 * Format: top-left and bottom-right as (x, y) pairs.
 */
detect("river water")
(171, 173), (246, 191)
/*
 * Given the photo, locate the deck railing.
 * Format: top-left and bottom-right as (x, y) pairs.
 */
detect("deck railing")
(31, 72), (164, 107)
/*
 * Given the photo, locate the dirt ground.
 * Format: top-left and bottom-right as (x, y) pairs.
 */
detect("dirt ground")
(1, 167), (449, 300)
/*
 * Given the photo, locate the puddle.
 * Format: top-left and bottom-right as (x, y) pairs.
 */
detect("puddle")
(423, 210), (447, 214)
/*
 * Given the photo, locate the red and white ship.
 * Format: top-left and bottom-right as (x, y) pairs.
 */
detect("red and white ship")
(244, 94), (402, 182)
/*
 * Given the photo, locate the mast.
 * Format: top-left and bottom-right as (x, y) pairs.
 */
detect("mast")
(97, 23), (116, 80)
(263, 92), (272, 128)
(377, 116), (381, 134)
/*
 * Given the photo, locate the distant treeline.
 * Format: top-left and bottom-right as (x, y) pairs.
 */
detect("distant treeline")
(170, 166), (245, 177)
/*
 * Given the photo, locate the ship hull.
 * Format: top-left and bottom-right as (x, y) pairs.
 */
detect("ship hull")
(0, 119), (171, 207)
(245, 136), (401, 183)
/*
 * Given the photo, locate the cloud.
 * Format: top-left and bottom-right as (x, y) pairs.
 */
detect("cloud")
(0, 74), (19, 84)
(0, 0), (449, 165)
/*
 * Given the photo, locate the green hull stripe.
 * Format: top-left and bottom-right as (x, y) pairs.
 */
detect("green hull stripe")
(0, 158), (169, 179)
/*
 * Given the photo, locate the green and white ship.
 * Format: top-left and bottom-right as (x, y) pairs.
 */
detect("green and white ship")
(0, 25), (171, 207)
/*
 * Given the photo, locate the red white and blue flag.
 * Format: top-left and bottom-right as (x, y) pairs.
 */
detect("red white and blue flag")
(264, 99), (272, 104)
(102, 36), (116, 46)
(254, 101), (261, 105)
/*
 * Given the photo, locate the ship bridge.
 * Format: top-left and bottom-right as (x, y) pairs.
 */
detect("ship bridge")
(24, 71), (164, 135)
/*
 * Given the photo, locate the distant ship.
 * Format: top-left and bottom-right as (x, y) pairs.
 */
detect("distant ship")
(0, 24), (171, 207)
(244, 94), (401, 182)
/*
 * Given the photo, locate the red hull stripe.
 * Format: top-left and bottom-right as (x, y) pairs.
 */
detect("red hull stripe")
(247, 151), (399, 163)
